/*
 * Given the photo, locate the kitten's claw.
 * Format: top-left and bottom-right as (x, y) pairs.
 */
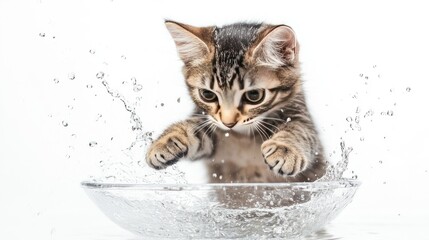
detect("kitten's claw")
(146, 135), (188, 169)
(261, 140), (307, 176)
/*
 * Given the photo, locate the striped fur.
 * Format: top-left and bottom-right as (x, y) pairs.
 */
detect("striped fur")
(146, 21), (326, 183)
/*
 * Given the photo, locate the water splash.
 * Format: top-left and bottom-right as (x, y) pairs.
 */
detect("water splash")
(319, 141), (353, 181)
(61, 120), (69, 127)
(96, 72), (105, 79)
(68, 73), (75, 80)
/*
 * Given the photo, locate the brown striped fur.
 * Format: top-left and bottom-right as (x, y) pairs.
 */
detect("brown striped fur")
(146, 21), (326, 183)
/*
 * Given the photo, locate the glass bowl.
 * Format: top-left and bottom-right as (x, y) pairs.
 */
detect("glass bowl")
(81, 179), (360, 239)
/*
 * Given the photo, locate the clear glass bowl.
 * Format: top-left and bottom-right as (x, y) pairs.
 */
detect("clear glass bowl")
(81, 179), (360, 239)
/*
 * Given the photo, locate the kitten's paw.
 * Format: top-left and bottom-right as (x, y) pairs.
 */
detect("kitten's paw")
(146, 134), (188, 170)
(261, 140), (308, 176)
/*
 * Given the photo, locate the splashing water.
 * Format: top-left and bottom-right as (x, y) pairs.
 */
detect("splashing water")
(68, 73), (76, 80)
(93, 76), (187, 184)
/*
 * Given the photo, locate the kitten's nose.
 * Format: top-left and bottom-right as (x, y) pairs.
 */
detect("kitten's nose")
(222, 121), (237, 129)
(220, 110), (239, 129)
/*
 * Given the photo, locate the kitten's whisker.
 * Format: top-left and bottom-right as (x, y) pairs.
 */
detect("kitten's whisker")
(259, 119), (280, 131)
(208, 123), (217, 137)
(258, 121), (277, 135)
(255, 122), (269, 141)
(254, 125), (263, 141)
(250, 124), (257, 143)
(201, 122), (214, 140)
(192, 119), (212, 132)
(262, 116), (288, 123)
(257, 121), (271, 140)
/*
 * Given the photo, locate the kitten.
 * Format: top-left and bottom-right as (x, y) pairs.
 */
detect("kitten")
(146, 21), (326, 183)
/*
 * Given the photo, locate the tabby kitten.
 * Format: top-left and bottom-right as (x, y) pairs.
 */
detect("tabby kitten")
(146, 21), (326, 183)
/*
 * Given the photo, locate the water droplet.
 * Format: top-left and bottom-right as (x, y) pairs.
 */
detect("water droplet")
(359, 73), (363, 77)
(225, 132), (230, 137)
(202, 111), (206, 115)
(89, 49), (95, 54)
(68, 73), (75, 80)
(356, 107), (360, 113)
(379, 160), (383, 164)
(221, 159), (225, 164)
(110, 137), (114, 141)
(160, 103), (164, 107)
(280, 109), (284, 113)
(71, 134), (77, 138)
(65, 154), (71, 159)
(406, 87), (411, 92)
(390, 89), (393, 93)
(61, 121), (68, 127)
(96, 114), (102, 121)
(177, 97), (181, 103)
(314, 151), (319, 156)
(105, 175), (116, 181)
(53, 78), (59, 84)
(364, 110), (374, 118)
(346, 116), (353, 122)
(39, 33), (45, 37)
(121, 55), (127, 60)
(383, 181), (387, 184)
(373, 65), (377, 68)
(360, 137), (365, 141)
(67, 105), (73, 110)
(386, 110), (394, 116)
(219, 175), (223, 180)
(89, 141), (98, 147)
(133, 84), (142, 92)
(96, 72), (104, 79)
(365, 76), (368, 79)
(130, 77), (137, 84)
(212, 173), (218, 178)
(286, 117), (291, 123)
(355, 116), (360, 123)
(86, 84), (93, 88)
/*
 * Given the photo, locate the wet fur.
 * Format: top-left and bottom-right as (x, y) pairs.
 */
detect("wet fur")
(146, 21), (326, 183)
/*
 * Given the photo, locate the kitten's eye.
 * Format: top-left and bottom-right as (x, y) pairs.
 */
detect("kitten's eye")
(244, 89), (265, 104)
(199, 89), (217, 102)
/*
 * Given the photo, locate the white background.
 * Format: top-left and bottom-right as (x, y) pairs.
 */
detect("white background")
(1, 0), (428, 239)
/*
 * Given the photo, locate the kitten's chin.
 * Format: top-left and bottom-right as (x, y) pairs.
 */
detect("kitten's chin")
(230, 125), (253, 136)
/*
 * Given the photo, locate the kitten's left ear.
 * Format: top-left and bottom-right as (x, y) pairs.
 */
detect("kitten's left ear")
(165, 20), (213, 66)
(250, 25), (299, 68)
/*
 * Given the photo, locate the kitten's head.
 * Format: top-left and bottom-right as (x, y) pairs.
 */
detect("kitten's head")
(165, 20), (301, 133)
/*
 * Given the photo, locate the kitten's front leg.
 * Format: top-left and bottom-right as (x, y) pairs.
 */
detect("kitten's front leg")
(261, 120), (321, 177)
(146, 118), (214, 169)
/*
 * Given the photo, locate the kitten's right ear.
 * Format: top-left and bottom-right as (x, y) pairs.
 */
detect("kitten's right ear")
(165, 20), (212, 66)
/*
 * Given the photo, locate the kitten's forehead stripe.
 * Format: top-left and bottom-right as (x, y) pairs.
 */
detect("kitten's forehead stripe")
(212, 22), (262, 89)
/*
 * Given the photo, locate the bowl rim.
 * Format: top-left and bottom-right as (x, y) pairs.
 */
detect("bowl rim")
(81, 179), (361, 191)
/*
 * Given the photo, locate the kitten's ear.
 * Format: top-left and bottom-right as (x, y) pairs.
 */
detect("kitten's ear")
(165, 20), (212, 66)
(250, 25), (299, 68)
